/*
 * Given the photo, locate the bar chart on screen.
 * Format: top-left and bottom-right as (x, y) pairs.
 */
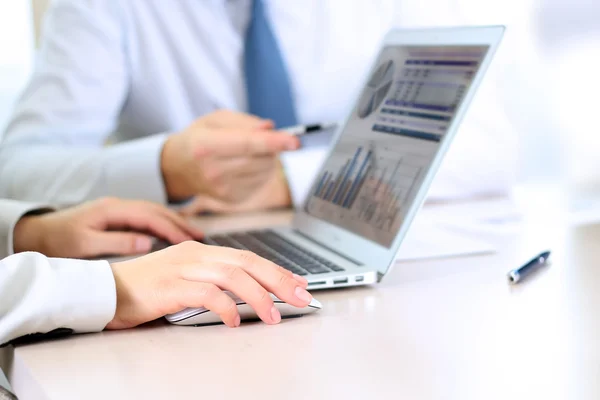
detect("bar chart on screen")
(306, 137), (429, 246)
(313, 145), (423, 230)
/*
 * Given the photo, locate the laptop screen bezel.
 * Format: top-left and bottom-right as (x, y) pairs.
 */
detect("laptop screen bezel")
(291, 25), (505, 276)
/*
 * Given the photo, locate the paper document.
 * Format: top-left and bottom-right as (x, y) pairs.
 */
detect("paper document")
(416, 197), (524, 236)
(395, 220), (495, 262)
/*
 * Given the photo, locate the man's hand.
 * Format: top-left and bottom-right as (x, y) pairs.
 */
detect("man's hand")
(179, 158), (291, 215)
(161, 110), (300, 203)
(12, 197), (204, 258)
(107, 241), (312, 329)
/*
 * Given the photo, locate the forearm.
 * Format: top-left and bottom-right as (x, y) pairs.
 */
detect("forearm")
(0, 253), (116, 346)
(0, 134), (169, 205)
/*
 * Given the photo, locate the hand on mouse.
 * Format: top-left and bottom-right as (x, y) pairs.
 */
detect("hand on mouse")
(12, 197), (204, 258)
(106, 241), (312, 329)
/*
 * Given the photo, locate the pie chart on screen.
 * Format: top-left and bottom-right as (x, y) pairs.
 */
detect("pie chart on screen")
(357, 60), (395, 119)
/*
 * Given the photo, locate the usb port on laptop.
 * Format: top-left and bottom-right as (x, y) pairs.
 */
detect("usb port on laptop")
(333, 278), (348, 285)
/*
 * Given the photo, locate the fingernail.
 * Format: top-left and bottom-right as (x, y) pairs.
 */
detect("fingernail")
(270, 306), (281, 324)
(295, 286), (312, 303)
(234, 314), (241, 327)
(135, 237), (152, 252)
(292, 273), (308, 285)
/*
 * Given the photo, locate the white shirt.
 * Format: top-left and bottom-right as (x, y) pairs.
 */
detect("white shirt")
(0, 200), (115, 346)
(0, 0), (518, 206)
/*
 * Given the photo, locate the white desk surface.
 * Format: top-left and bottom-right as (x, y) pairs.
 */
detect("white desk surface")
(8, 200), (600, 400)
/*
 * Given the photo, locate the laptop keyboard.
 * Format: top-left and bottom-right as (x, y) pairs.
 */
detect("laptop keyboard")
(204, 230), (345, 276)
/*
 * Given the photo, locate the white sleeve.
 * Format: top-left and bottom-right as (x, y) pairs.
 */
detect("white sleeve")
(0, 252), (116, 346)
(0, 199), (51, 260)
(0, 0), (168, 205)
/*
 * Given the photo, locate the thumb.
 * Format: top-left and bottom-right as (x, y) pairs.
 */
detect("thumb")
(84, 231), (154, 257)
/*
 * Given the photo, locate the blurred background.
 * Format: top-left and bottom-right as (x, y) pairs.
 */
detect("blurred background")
(0, 0), (598, 215)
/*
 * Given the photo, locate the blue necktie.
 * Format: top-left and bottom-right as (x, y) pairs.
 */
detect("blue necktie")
(244, 0), (297, 128)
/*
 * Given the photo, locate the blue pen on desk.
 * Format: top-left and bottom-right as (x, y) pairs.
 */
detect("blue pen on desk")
(507, 251), (551, 284)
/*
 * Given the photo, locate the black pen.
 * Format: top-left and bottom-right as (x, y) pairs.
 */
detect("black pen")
(282, 123), (337, 136)
(507, 251), (551, 284)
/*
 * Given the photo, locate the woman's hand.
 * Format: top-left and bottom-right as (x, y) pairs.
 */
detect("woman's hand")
(13, 197), (204, 258)
(107, 241), (311, 329)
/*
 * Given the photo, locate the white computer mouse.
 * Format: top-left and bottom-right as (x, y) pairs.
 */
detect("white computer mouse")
(165, 291), (322, 326)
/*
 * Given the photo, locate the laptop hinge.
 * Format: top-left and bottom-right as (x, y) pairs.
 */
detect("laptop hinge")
(292, 229), (362, 266)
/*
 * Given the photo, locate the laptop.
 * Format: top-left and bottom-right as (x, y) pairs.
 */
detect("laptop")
(180, 26), (505, 290)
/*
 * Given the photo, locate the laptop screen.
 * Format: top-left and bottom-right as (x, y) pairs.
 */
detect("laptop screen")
(304, 45), (489, 247)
